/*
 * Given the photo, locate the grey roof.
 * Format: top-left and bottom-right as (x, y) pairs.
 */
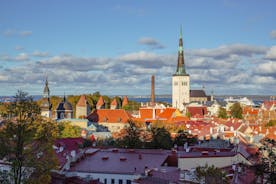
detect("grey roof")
(190, 90), (207, 98)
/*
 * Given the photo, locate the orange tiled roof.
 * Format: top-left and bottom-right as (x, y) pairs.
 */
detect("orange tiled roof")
(110, 98), (118, 106)
(157, 108), (176, 119)
(76, 95), (87, 107)
(87, 109), (133, 123)
(122, 96), (129, 107)
(139, 108), (154, 120)
(243, 107), (259, 115)
(96, 96), (105, 108)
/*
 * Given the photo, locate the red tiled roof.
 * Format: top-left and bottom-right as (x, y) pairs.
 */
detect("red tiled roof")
(87, 109), (133, 123)
(187, 106), (207, 117)
(54, 137), (84, 168)
(76, 95), (87, 107)
(122, 96), (129, 107)
(262, 100), (276, 110)
(110, 98), (117, 106)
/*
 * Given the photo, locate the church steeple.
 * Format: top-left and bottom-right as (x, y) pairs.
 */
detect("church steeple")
(41, 77), (52, 118)
(43, 77), (50, 98)
(174, 26), (188, 76)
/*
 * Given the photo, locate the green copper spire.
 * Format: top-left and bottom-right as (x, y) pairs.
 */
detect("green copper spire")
(174, 27), (188, 76)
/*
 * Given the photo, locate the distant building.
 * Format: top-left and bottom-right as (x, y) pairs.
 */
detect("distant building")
(40, 78), (52, 118)
(190, 90), (210, 103)
(87, 109), (133, 133)
(55, 96), (73, 119)
(76, 95), (91, 119)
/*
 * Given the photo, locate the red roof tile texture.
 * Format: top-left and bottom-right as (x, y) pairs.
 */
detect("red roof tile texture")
(187, 106), (207, 117)
(76, 95), (87, 107)
(87, 109), (133, 123)
(96, 96), (105, 108)
(122, 96), (129, 107)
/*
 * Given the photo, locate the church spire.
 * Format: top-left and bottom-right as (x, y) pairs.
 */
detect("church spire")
(43, 77), (50, 98)
(174, 26), (187, 76)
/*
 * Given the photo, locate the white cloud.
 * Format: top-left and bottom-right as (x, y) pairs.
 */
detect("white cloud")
(15, 45), (24, 50)
(270, 30), (276, 39)
(265, 46), (276, 60)
(2, 29), (32, 37)
(255, 61), (276, 76)
(15, 53), (29, 61)
(138, 37), (165, 49)
(19, 31), (32, 36)
(32, 51), (49, 57)
(3, 29), (16, 36)
(0, 43), (275, 95)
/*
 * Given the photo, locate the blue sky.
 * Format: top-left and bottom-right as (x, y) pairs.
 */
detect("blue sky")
(0, 0), (275, 96)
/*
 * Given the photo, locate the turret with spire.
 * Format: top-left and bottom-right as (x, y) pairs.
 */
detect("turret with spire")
(41, 77), (52, 118)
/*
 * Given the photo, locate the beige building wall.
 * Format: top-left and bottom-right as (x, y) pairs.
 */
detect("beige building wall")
(99, 122), (126, 133)
(76, 106), (90, 119)
(172, 75), (190, 111)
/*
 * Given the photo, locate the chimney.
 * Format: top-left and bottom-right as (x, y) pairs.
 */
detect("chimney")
(151, 75), (155, 105)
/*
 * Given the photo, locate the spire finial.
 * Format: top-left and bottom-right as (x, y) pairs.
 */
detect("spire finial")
(180, 25), (183, 39)
(63, 92), (66, 102)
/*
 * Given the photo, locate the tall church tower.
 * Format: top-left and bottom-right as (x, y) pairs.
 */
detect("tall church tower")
(40, 77), (52, 118)
(172, 27), (190, 111)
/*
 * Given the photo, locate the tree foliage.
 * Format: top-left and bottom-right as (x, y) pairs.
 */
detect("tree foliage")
(119, 120), (142, 148)
(150, 126), (173, 149)
(0, 91), (58, 184)
(218, 107), (227, 119)
(174, 130), (197, 146)
(230, 103), (243, 119)
(195, 164), (229, 184)
(57, 121), (82, 138)
(265, 119), (276, 127)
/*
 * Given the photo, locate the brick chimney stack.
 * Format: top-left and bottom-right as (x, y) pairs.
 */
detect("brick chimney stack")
(151, 75), (155, 105)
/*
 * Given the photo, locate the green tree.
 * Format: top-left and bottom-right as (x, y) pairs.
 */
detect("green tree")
(195, 164), (229, 184)
(218, 107), (227, 119)
(57, 121), (82, 138)
(185, 111), (191, 118)
(230, 103), (243, 119)
(174, 130), (197, 146)
(150, 127), (172, 149)
(265, 119), (276, 127)
(0, 91), (58, 184)
(120, 120), (142, 148)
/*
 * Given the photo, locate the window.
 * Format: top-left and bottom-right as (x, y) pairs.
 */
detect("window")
(104, 179), (107, 184)
(182, 82), (187, 86)
(119, 179), (123, 184)
(174, 82), (178, 86)
(111, 179), (115, 184)
(127, 180), (131, 184)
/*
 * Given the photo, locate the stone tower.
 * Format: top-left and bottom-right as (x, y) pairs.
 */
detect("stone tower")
(40, 77), (52, 118)
(76, 95), (91, 118)
(172, 27), (190, 111)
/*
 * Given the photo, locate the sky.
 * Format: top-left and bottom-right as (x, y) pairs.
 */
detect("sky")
(0, 0), (275, 96)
